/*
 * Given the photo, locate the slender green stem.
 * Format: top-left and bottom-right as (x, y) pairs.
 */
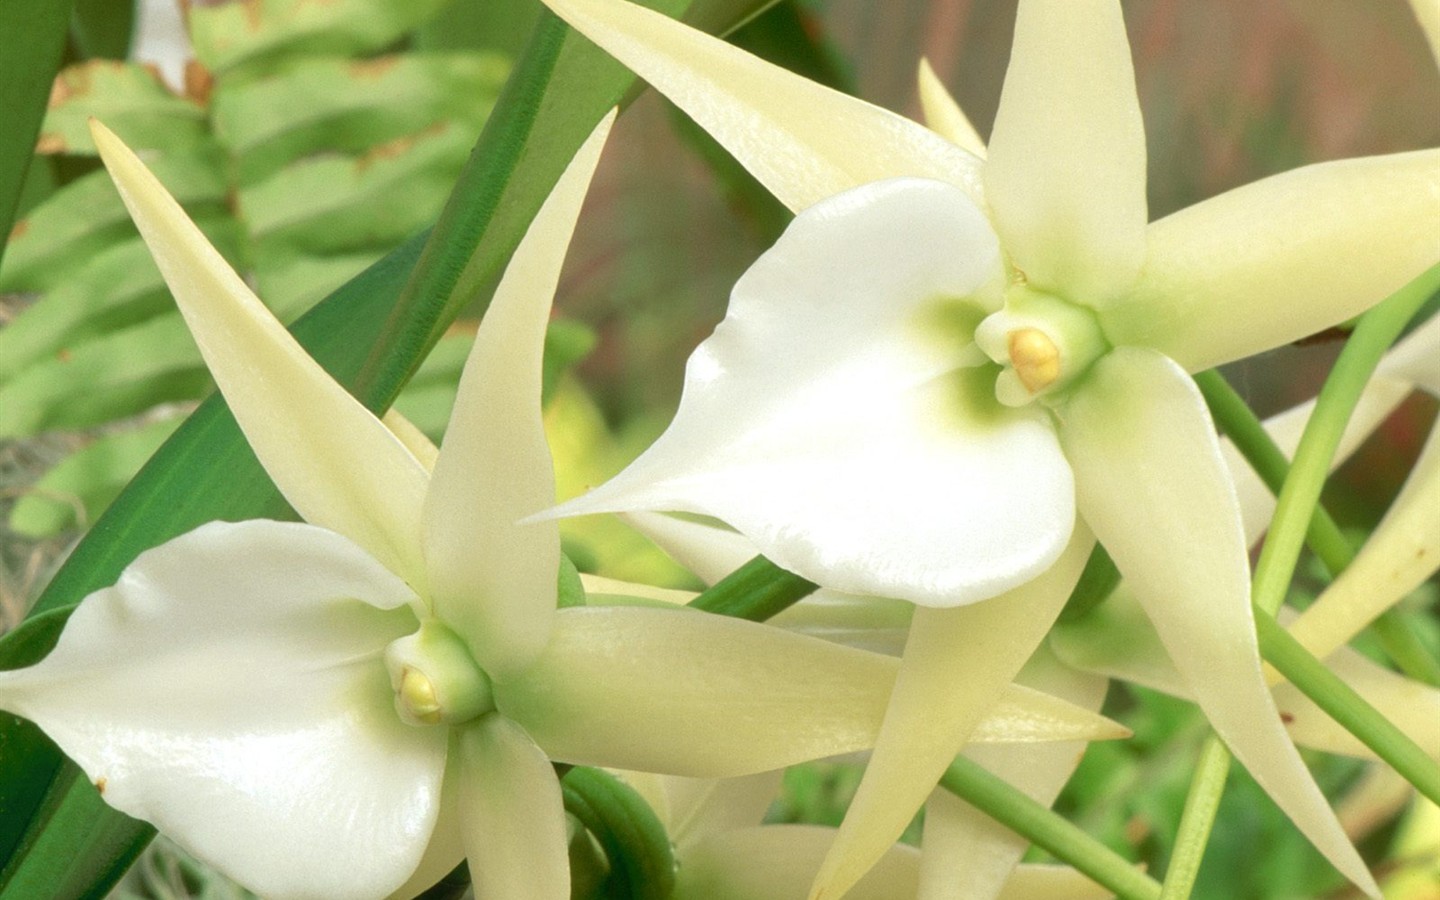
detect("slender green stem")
(687, 554), (818, 620)
(940, 756), (1161, 900)
(1251, 261), (1440, 618)
(1158, 738), (1230, 900)
(1256, 611), (1440, 807)
(1196, 368), (1440, 686)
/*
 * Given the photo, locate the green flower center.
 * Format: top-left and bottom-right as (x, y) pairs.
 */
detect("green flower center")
(384, 620), (494, 727)
(976, 286), (1109, 407)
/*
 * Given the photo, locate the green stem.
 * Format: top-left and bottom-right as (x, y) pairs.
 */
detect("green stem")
(1256, 611), (1440, 807)
(687, 555), (817, 620)
(1158, 737), (1230, 900)
(940, 756), (1161, 900)
(1251, 261), (1440, 618)
(1196, 369), (1440, 686)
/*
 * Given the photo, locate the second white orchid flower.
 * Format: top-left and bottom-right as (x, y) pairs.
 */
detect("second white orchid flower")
(537, 0), (1440, 895)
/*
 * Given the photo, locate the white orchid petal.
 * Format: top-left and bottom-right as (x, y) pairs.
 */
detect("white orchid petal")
(1289, 422), (1440, 661)
(540, 0), (984, 212)
(91, 121), (431, 587)
(1061, 348), (1376, 896)
(388, 751), (464, 900)
(1114, 149), (1440, 372)
(424, 113), (612, 680)
(553, 179), (1074, 606)
(0, 521), (444, 900)
(620, 511), (756, 585)
(810, 530), (1094, 900)
(663, 770), (785, 850)
(495, 606), (1119, 778)
(456, 716), (569, 900)
(985, 0), (1147, 302)
(1223, 376), (1412, 547)
(920, 647), (1108, 900)
(917, 58), (986, 158)
(384, 410), (439, 473)
(1048, 584), (1186, 696)
(579, 572), (696, 605)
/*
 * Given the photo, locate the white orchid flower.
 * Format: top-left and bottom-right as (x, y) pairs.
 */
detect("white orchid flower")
(533, 0), (1440, 894)
(0, 118), (1126, 900)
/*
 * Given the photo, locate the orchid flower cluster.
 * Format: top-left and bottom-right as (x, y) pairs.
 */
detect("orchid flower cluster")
(2, 0), (1440, 898)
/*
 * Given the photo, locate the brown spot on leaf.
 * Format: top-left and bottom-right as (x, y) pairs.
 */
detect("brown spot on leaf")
(354, 122), (447, 172)
(56, 348), (72, 363)
(35, 133), (66, 155)
(9, 220), (28, 242)
(185, 60), (214, 106)
(1280, 712), (1295, 724)
(349, 57), (401, 80)
(94, 776), (107, 795)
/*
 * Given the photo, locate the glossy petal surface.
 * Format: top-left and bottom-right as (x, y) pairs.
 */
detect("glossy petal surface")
(424, 114), (612, 680)
(93, 122), (432, 588)
(1061, 348), (1375, 895)
(542, 0), (983, 212)
(457, 716), (569, 900)
(811, 531), (1093, 900)
(553, 179), (1073, 606)
(985, 0), (1147, 302)
(497, 605), (1119, 777)
(1113, 149), (1440, 372)
(0, 521), (443, 900)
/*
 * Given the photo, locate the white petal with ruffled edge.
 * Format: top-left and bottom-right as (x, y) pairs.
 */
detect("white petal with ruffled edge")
(1060, 347), (1377, 896)
(985, 0), (1147, 303)
(456, 715), (569, 900)
(92, 122), (432, 589)
(1112, 150), (1440, 373)
(0, 521), (445, 900)
(552, 178), (1074, 606)
(809, 530), (1094, 900)
(541, 0), (983, 212)
(425, 114), (612, 681)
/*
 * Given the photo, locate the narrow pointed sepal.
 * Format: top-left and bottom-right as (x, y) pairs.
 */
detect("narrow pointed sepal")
(1114, 148), (1440, 372)
(539, 0), (984, 212)
(809, 530), (1094, 900)
(916, 59), (986, 158)
(91, 120), (432, 588)
(985, 0), (1147, 302)
(1060, 348), (1378, 897)
(424, 112), (614, 681)
(456, 716), (570, 900)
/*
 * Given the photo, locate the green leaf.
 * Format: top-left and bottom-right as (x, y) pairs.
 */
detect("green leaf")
(211, 52), (508, 184)
(36, 61), (207, 156)
(8, 418), (181, 538)
(0, 0), (72, 272)
(187, 0), (451, 81)
(0, 149), (227, 292)
(70, 0), (136, 60)
(242, 121), (475, 258)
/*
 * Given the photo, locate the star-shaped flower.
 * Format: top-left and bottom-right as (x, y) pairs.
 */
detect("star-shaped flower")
(535, 0), (1440, 894)
(0, 118), (1123, 899)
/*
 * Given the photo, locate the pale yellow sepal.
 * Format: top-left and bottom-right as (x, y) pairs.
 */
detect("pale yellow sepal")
(916, 58), (985, 158)
(809, 529), (1094, 900)
(91, 119), (432, 591)
(541, 0), (984, 213)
